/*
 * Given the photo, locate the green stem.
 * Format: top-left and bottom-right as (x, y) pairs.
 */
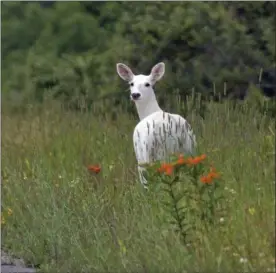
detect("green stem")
(167, 177), (189, 246)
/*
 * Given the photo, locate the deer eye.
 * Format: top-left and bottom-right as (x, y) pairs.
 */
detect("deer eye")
(130, 82), (134, 87)
(145, 83), (150, 87)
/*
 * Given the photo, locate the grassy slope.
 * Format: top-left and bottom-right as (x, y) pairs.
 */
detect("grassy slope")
(1, 99), (275, 272)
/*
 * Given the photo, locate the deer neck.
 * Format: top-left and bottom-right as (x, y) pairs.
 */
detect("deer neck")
(135, 96), (162, 121)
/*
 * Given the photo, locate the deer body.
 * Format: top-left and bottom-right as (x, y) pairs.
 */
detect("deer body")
(116, 62), (196, 186)
(134, 111), (196, 185)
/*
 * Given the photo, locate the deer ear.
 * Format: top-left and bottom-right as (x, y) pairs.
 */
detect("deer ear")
(116, 63), (134, 82)
(150, 62), (165, 83)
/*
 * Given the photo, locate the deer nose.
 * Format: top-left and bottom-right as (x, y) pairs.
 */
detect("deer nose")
(131, 93), (141, 100)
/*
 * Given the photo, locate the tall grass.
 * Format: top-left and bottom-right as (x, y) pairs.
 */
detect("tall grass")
(1, 97), (275, 273)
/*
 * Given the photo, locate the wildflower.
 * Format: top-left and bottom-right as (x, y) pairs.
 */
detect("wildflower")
(200, 174), (213, 184)
(199, 154), (207, 161)
(248, 207), (255, 215)
(176, 154), (186, 165)
(239, 257), (248, 264)
(186, 157), (196, 165)
(209, 170), (220, 179)
(1, 215), (5, 225)
(165, 165), (174, 176)
(157, 163), (174, 176)
(225, 187), (236, 194)
(87, 165), (101, 174)
(118, 239), (127, 255)
(23, 172), (27, 180)
(7, 208), (13, 216)
(186, 154), (207, 165)
(200, 168), (220, 184)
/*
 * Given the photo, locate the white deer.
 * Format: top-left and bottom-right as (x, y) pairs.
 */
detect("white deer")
(116, 62), (197, 186)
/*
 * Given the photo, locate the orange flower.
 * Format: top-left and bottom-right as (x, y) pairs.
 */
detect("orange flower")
(199, 154), (207, 161)
(174, 154), (207, 167)
(87, 165), (101, 174)
(186, 157), (193, 165)
(157, 163), (174, 176)
(186, 157), (199, 165)
(200, 167), (220, 184)
(209, 171), (220, 179)
(186, 154), (207, 166)
(177, 154), (186, 165)
(208, 165), (220, 179)
(200, 174), (213, 184)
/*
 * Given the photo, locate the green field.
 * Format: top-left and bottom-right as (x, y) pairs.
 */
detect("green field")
(1, 98), (275, 273)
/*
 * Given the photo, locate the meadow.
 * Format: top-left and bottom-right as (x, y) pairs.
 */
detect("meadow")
(1, 97), (275, 273)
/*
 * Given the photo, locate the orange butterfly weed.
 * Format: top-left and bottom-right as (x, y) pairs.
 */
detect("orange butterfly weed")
(87, 165), (101, 174)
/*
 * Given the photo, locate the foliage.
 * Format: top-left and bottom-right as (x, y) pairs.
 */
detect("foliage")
(143, 153), (225, 247)
(1, 1), (275, 111)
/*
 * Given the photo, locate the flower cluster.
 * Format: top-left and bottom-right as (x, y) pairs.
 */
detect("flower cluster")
(177, 154), (207, 166)
(200, 166), (220, 184)
(157, 163), (174, 176)
(157, 154), (220, 184)
(142, 152), (224, 247)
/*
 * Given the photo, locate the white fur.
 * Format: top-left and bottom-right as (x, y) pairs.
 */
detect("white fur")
(116, 62), (196, 186)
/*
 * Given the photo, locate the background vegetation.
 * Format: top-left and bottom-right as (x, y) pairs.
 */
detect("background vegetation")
(1, 1), (275, 272)
(1, 1), (276, 111)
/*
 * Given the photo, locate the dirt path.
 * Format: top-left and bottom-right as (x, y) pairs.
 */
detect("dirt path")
(1, 250), (36, 273)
